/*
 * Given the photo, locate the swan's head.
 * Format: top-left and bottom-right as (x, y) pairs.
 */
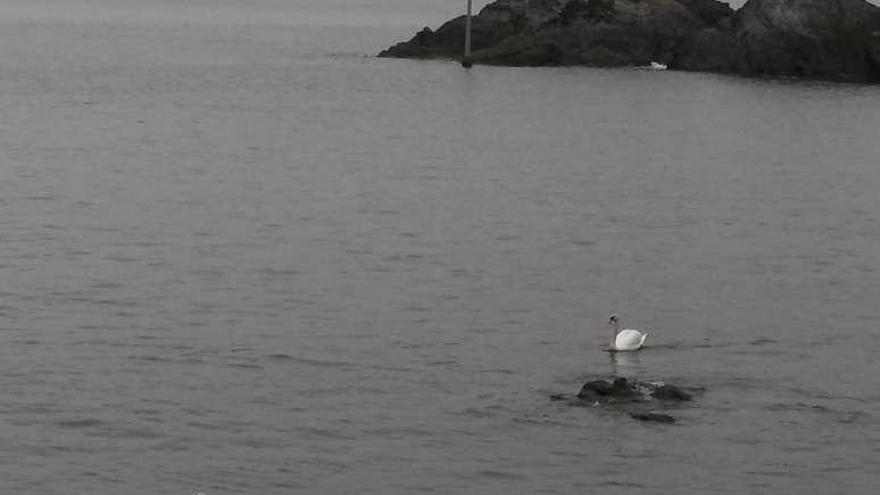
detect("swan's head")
(608, 314), (619, 325)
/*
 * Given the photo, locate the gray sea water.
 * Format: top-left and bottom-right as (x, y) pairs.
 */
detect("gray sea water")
(1, 1), (879, 493)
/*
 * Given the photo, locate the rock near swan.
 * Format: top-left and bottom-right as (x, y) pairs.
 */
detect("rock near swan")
(553, 377), (696, 423)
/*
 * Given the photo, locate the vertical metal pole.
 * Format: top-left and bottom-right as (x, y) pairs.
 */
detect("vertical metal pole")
(462, 0), (473, 67)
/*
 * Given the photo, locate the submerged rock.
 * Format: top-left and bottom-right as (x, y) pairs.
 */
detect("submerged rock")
(577, 377), (641, 402)
(630, 411), (676, 423)
(380, 0), (880, 83)
(651, 384), (693, 401)
(554, 377), (697, 423)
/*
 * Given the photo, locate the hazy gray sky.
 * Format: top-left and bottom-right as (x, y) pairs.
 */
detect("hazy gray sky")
(2, 0), (877, 27)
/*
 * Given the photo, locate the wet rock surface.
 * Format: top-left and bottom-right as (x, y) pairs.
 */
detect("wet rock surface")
(554, 377), (697, 423)
(651, 384), (693, 401)
(630, 411), (676, 423)
(577, 377), (642, 403)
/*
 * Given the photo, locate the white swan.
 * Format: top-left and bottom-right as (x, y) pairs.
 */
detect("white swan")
(607, 314), (647, 352)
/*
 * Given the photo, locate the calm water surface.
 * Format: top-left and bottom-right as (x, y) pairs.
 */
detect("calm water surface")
(0, 1), (878, 493)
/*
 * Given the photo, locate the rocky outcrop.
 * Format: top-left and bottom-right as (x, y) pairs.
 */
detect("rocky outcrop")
(378, 0), (567, 60)
(379, 0), (880, 83)
(872, 29), (880, 71)
(552, 377), (697, 423)
(675, 0), (880, 80)
(380, 0), (733, 67)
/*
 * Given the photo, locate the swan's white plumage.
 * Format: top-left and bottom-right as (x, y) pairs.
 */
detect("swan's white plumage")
(607, 314), (648, 351)
(614, 329), (647, 351)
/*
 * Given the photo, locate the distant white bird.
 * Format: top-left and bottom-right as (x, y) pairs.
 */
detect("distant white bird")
(607, 314), (647, 352)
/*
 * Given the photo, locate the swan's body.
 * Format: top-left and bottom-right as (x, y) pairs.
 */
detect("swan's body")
(608, 314), (647, 352)
(614, 329), (647, 351)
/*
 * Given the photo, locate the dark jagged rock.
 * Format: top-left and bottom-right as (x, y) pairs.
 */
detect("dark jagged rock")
(555, 377), (697, 423)
(378, 0), (565, 60)
(578, 379), (615, 397)
(675, 0), (880, 81)
(380, 0), (880, 83)
(630, 411), (676, 423)
(379, 0), (731, 66)
(670, 26), (739, 72)
(651, 384), (693, 401)
(734, 0), (880, 80)
(577, 377), (641, 402)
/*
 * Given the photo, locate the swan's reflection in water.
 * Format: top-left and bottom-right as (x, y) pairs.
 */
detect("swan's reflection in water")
(609, 351), (643, 378)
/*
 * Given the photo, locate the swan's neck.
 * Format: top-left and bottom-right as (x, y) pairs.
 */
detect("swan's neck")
(609, 320), (620, 349)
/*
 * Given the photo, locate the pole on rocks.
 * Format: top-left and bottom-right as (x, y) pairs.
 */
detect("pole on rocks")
(462, 0), (473, 68)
